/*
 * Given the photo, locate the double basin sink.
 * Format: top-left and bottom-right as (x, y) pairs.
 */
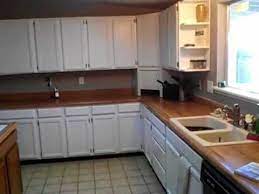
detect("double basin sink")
(170, 116), (256, 147)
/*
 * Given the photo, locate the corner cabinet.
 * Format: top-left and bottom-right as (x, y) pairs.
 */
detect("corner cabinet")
(0, 20), (36, 75)
(61, 18), (89, 71)
(38, 118), (67, 159)
(161, 0), (211, 72)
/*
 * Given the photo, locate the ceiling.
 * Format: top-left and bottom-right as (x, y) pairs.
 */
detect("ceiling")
(1, 0), (179, 20)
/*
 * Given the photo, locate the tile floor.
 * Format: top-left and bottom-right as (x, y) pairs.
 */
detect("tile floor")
(21, 155), (166, 194)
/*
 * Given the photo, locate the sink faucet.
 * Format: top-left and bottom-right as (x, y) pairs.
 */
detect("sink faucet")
(47, 77), (60, 99)
(222, 104), (240, 127)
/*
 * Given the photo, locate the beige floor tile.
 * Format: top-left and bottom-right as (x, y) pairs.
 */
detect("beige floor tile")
(46, 177), (62, 185)
(128, 177), (145, 186)
(95, 187), (113, 194)
(111, 178), (128, 187)
(60, 183), (78, 192)
(61, 192), (78, 194)
(79, 168), (94, 175)
(143, 176), (159, 184)
(28, 178), (46, 186)
(78, 189), (95, 194)
(113, 186), (131, 194)
(126, 170), (142, 177)
(95, 179), (111, 188)
(79, 174), (94, 182)
(62, 176), (78, 184)
(95, 173), (110, 180)
(26, 185), (44, 193)
(147, 183), (165, 193)
(42, 184), (61, 193)
(79, 181), (95, 190)
(130, 185), (150, 194)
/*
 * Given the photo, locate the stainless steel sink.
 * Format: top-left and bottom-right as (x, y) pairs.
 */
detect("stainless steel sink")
(171, 116), (256, 147)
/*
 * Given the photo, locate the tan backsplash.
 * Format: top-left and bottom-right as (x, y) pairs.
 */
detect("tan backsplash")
(0, 70), (137, 93)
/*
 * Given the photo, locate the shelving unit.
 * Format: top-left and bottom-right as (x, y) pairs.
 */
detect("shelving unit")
(178, 0), (211, 71)
(162, 0), (211, 72)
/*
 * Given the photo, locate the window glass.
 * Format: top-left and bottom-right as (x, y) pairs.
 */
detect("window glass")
(228, 0), (259, 93)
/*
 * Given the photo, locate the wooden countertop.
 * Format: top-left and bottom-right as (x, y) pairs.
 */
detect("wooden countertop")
(0, 89), (258, 193)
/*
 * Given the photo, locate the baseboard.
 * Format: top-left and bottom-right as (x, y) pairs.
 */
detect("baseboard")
(21, 152), (144, 165)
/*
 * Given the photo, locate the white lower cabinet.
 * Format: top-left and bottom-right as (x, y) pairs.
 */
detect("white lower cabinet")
(166, 140), (181, 194)
(38, 118), (67, 159)
(152, 153), (166, 188)
(92, 115), (118, 154)
(187, 167), (203, 194)
(118, 113), (141, 152)
(66, 116), (92, 157)
(143, 118), (152, 163)
(15, 119), (40, 160)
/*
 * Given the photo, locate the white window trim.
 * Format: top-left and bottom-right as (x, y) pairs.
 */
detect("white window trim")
(214, 86), (259, 104)
(214, 0), (259, 104)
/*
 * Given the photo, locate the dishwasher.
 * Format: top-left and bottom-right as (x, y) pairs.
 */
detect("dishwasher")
(201, 160), (246, 194)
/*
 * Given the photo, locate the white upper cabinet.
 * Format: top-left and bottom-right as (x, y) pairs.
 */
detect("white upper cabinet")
(0, 20), (36, 75)
(137, 13), (160, 67)
(87, 18), (114, 70)
(34, 19), (63, 72)
(61, 18), (89, 71)
(113, 17), (137, 68)
(92, 114), (118, 154)
(168, 5), (179, 70)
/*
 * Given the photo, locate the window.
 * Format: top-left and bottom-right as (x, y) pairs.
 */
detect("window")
(228, 0), (259, 94)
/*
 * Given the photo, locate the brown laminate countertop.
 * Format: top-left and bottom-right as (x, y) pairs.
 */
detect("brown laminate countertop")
(0, 123), (17, 145)
(0, 90), (258, 193)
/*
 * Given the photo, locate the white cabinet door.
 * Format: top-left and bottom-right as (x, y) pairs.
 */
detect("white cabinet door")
(159, 8), (170, 67)
(88, 18), (114, 69)
(113, 17), (137, 68)
(66, 116), (92, 157)
(39, 118), (67, 159)
(61, 18), (89, 71)
(144, 118), (152, 163)
(187, 167), (203, 194)
(137, 13), (160, 67)
(168, 5), (179, 70)
(166, 140), (181, 194)
(34, 19), (63, 72)
(8, 119), (41, 160)
(118, 113), (141, 152)
(92, 114), (118, 154)
(0, 20), (36, 75)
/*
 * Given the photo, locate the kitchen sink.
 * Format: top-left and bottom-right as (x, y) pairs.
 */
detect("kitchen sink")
(171, 116), (256, 147)
(175, 116), (230, 131)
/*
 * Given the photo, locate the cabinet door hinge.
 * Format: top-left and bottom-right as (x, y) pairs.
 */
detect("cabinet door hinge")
(177, 62), (179, 68)
(134, 18), (137, 23)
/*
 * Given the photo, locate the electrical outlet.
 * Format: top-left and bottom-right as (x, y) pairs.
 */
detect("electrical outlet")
(207, 80), (214, 94)
(78, 77), (85, 85)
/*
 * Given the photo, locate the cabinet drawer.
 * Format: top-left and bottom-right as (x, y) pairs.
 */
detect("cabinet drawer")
(38, 108), (64, 118)
(152, 125), (165, 151)
(153, 138), (166, 169)
(143, 106), (152, 120)
(166, 127), (186, 155)
(183, 145), (202, 172)
(0, 109), (36, 119)
(118, 103), (140, 113)
(92, 105), (116, 115)
(150, 114), (165, 135)
(65, 106), (91, 116)
(152, 154), (166, 187)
